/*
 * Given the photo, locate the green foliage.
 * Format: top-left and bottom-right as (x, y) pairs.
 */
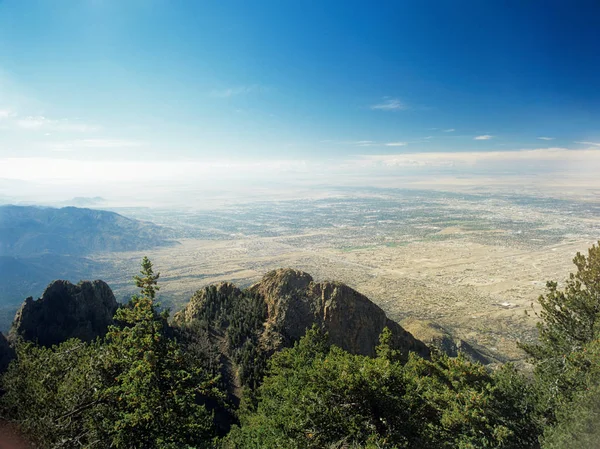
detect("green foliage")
(521, 241), (600, 422)
(180, 285), (268, 389)
(94, 298), (218, 447)
(0, 339), (102, 447)
(541, 339), (600, 448)
(1, 257), (221, 449)
(133, 255), (160, 300)
(225, 327), (539, 449)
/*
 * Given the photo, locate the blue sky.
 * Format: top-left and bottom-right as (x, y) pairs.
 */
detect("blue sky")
(0, 1), (599, 195)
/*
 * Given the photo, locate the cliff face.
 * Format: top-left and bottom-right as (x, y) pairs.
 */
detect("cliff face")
(10, 280), (118, 347)
(249, 268), (429, 358)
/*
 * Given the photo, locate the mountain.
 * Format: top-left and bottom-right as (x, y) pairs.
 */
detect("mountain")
(247, 268), (429, 358)
(9, 279), (118, 347)
(0, 205), (171, 257)
(0, 205), (173, 330)
(173, 268), (430, 401)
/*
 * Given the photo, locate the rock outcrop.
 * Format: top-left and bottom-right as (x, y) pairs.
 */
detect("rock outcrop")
(10, 280), (118, 347)
(173, 282), (243, 324)
(175, 268), (430, 360)
(0, 332), (15, 372)
(249, 269), (429, 359)
(400, 318), (494, 364)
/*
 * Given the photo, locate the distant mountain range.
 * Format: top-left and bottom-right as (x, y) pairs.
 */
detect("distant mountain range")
(0, 205), (174, 330)
(0, 205), (172, 256)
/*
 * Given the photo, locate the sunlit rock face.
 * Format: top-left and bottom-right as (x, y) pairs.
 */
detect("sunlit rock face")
(249, 268), (430, 359)
(10, 279), (118, 347)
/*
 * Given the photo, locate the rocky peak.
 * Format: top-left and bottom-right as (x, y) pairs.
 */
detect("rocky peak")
(249, 268), (429, 359)
(173, 282), (243, 324)
(10, 279), (118, 347)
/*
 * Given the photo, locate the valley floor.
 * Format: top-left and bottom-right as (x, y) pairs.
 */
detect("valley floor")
(95, 235), (595, 362)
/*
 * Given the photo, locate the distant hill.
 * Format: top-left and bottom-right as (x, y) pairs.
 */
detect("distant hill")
(0, 205), (172, 256)
(62, 196), (107, 207)
(0, 205), (174, 330)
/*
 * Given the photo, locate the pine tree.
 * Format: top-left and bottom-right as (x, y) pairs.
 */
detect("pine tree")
(133, 256), (160, 300)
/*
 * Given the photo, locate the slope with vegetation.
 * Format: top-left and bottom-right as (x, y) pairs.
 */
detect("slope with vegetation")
(0, 243), (599, 448)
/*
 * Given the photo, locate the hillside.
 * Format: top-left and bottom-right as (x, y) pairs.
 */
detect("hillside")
(173, 268), (430, 403)
(0, 205), (172, 256)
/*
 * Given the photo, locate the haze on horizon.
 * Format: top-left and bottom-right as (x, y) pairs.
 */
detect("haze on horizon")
(0, 1), (599, 206)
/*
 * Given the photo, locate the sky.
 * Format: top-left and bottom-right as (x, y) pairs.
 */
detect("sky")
(0, 1), (599, 202)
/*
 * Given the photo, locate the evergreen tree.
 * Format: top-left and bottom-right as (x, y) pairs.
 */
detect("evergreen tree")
(94, 257), (220, 448)
(134, 255), (160, 300)
(521, 242), (600, 414)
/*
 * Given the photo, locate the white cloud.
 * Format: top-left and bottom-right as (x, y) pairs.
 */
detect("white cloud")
(0, 109), (14, 120)
(356, 147), (600, 170)
(14, 115), (98, 132)
(538, 137), (555, 141)
(575, 141), (600, 147)
(49, 139), (143, 152)
(0, 157), (310, 184)
(210, 85), (266, 98)
(323, 140), (378, 146)
(474, 135), (494, 140)
(370, 98), (407, 111)
(443, 129), (455, 132)
(385, 142), (407, 147)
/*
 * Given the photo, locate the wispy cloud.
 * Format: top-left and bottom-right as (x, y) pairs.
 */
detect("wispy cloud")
(49, 139), (143, 152)
(0, 109), (15, 120)
(385, 142), (407, 147)
(474, 135), (494, 140)
(370, 98), (408, 111)
(443, 128), (455, 132)
(538, 137), (555, 141)
(13, 115), (98, 132)
(210, 85), (266, 98)
(575, 141), (600, 147)
(356, 147), (600, 171)
(322, 139), (378, 146)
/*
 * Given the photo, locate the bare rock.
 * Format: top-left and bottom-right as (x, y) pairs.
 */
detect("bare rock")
(249, 268), (429, 359)
(10, 280), (118, 347)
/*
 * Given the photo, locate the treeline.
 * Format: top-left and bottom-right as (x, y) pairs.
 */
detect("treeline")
(1, 245), (600, 448)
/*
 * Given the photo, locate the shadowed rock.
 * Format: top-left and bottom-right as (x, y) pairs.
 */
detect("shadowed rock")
(401, 318), (495, 364)
(0, 332), (15, 372)
(10, 280), (118, 347)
